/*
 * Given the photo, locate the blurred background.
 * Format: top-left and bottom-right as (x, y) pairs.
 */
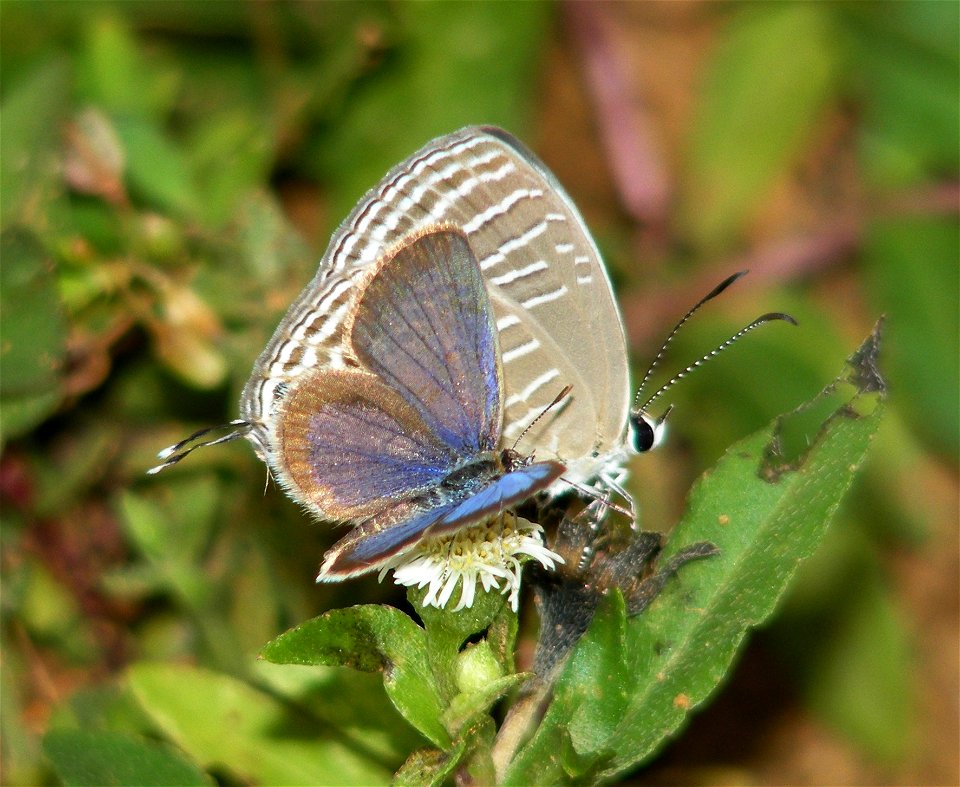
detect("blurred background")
(1, 2), (956, 784)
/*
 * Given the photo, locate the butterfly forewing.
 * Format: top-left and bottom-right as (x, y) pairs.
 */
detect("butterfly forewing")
(348, 230), (501, 455)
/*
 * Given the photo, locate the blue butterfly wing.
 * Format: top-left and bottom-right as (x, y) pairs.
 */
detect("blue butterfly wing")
(430, 461), (565, 536)
(350, 229), (502, 456)
(279, 230), (504, 520)
(318, 460), (564, 579)
(278, 369), (457, 519)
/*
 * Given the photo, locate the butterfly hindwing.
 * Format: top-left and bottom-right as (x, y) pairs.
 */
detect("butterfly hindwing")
(278, 369), (456, 519)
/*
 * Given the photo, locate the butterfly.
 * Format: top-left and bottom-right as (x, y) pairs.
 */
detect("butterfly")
(151, 127), (794, 579)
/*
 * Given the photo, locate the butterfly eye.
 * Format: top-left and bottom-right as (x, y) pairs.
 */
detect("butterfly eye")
(631, 414), (656, 453)
(630, 411), (668, 454)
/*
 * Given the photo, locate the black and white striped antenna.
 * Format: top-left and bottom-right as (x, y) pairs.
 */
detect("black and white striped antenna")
(147, 420), (251, 474)
(630, 272), (797, 453)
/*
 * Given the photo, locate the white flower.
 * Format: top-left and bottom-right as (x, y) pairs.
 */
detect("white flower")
(382, 514), (563, 612)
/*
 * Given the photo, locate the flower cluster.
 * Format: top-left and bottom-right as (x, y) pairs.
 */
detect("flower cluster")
(384, 514), (563, 612)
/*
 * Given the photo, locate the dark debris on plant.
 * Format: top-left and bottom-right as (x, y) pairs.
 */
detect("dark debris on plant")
(528, 511), (718, 680)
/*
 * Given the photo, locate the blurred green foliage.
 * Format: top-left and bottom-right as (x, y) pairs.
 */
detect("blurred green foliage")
(1, 1), (956, 785)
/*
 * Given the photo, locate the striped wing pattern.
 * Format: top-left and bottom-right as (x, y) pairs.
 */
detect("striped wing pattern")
(241, 127), (630, 489)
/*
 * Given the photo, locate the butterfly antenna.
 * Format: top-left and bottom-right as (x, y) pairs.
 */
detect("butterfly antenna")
(633, 271), (748, 409)
(637, 312), (798, 417)
(512, 385), (573, 451)
(147, 420), (250, 474)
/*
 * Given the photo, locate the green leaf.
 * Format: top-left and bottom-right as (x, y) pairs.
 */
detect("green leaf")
(116, 481), (220, 611)
(261, 605), (450, 749)
(393, 741), (468, 787)
(456, 715), (499, 785)
(486, 601), (520, 675)
(0, 57), (69, 226)
(119, 478), (219, 565)
(117, 481), (268, 672)
(229, 191), (312, 285)
(51, 684), (155, 736)
(43, 729), (212, 787)
(16, 560), (88, 652)
(253, 660), (424, 766)
(500, 594), (633, 785)
(113, 116), (199, 216)
(127, 662), (391, 786)
(683, 4), (838, 249)
(446, 672), (528, 737)
(0, 228), (68, 442)
(505, 322), (885, 784)
(846, 3), (960, 186)
(1, 642), (42, 784)
(77, 16), (155, 119)
(314, 0), (551, 221)
(558, 592), (636, 757)
(805, 566), (913, 764)
(186, 111), (275, 228)
(444, 639), (527, 736)
(864, 217), (958, 457)
(412, 584), (511, 701)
